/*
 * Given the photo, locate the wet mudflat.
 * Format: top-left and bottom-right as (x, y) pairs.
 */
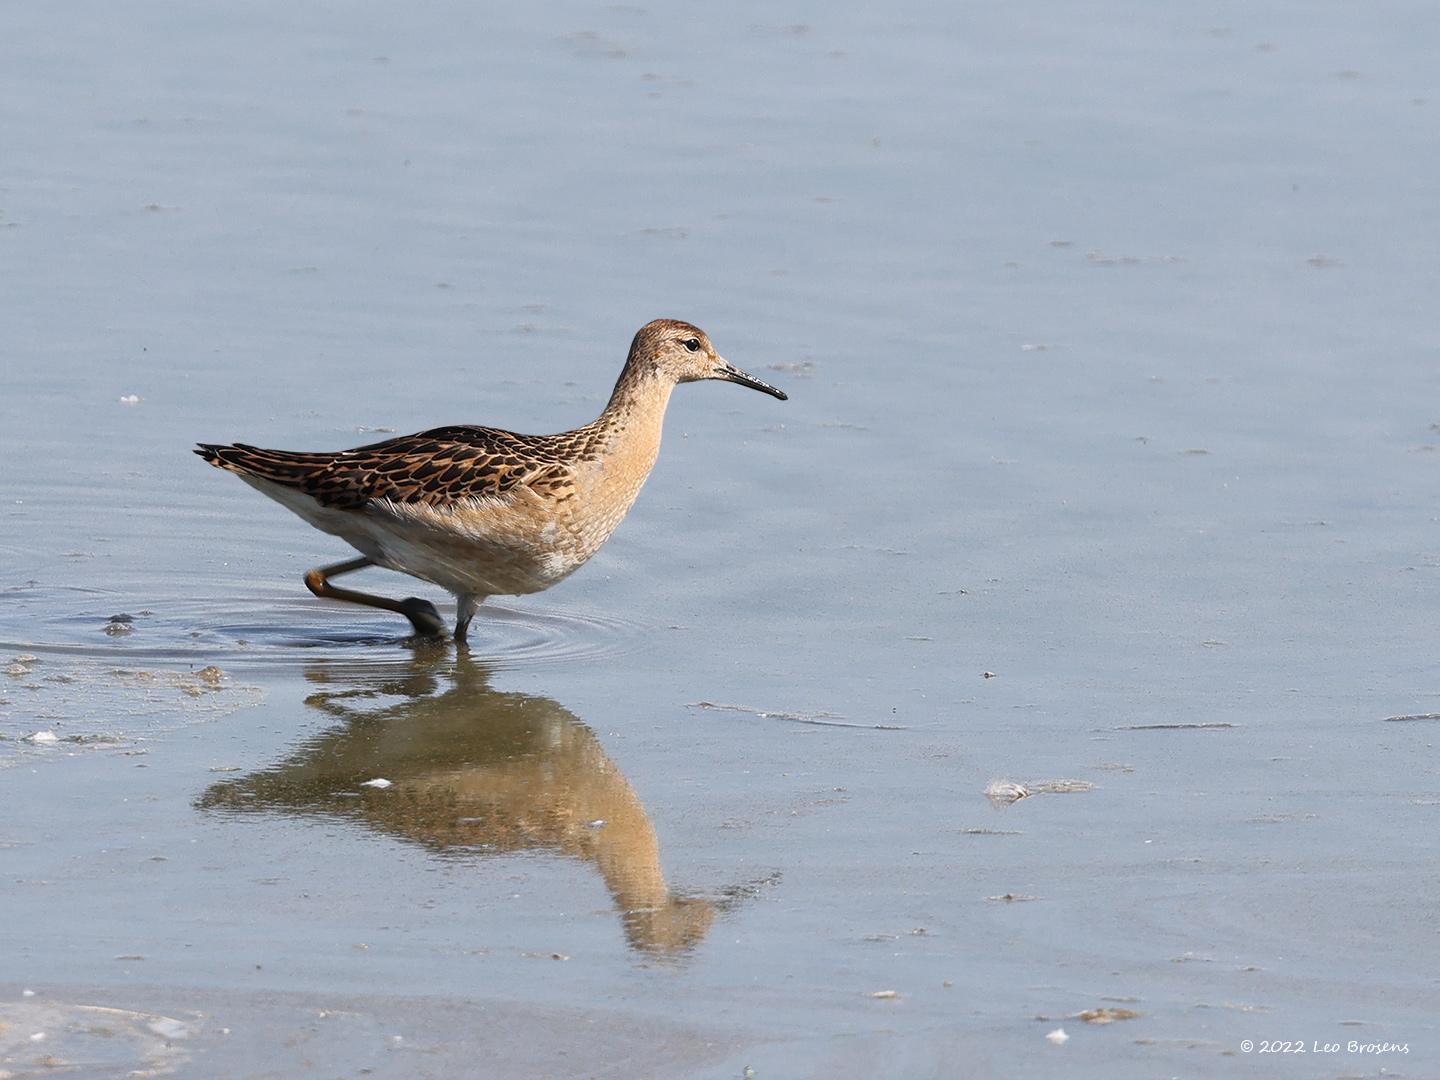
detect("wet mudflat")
(3, 1), (1439, 1077)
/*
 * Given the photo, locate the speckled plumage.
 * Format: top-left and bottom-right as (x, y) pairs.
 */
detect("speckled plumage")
(197, 425), (591, 510)
(196, 319), (787, 640)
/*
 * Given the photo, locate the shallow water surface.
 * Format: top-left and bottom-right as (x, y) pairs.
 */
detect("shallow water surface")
(3, 1), (1439, 1077)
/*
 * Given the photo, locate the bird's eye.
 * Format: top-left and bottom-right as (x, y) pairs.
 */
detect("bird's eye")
(683, 338), (701, 352)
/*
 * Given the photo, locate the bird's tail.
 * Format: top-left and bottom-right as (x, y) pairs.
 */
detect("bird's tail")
(193, 443), (337, 486)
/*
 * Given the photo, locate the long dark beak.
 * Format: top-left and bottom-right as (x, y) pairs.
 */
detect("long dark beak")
(713, 360), (788, 401)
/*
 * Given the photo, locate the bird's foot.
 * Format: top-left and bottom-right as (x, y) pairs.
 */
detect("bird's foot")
(398, 597), (447, 639)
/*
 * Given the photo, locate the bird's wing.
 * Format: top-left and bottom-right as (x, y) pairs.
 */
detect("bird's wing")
(195, 425), (581, 510)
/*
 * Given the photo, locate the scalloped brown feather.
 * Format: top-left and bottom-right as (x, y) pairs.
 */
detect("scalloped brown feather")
(195, 424), (598, 510)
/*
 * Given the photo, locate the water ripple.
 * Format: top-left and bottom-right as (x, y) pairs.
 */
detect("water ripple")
(0, 583), (645, 674)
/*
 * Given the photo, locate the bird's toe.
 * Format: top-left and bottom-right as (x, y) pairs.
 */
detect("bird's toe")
(399, 597), (447, 638)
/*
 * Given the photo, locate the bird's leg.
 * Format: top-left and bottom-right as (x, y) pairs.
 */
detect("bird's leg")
(454, 594), (485, 643)
(303, 557), (447, 638)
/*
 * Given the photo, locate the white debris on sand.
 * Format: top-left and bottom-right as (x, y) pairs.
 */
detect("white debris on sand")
(985, 779), (1030, 805)
(24, 731), (60, 745)
(361, 778), (393, 789)
(1046, 1027), (1069, 1045)
(985, 778), (1095, 807)
(118, 394), (142, 404)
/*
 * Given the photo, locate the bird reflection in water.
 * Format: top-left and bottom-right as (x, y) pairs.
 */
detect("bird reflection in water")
(198, 650), (747, 956)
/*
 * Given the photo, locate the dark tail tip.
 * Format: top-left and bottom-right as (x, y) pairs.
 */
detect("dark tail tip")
(194, 443), (229, 468)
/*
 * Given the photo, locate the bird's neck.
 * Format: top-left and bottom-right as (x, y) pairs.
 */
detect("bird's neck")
(594, 364), (673, 451)
(584, 365), (675, 492)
